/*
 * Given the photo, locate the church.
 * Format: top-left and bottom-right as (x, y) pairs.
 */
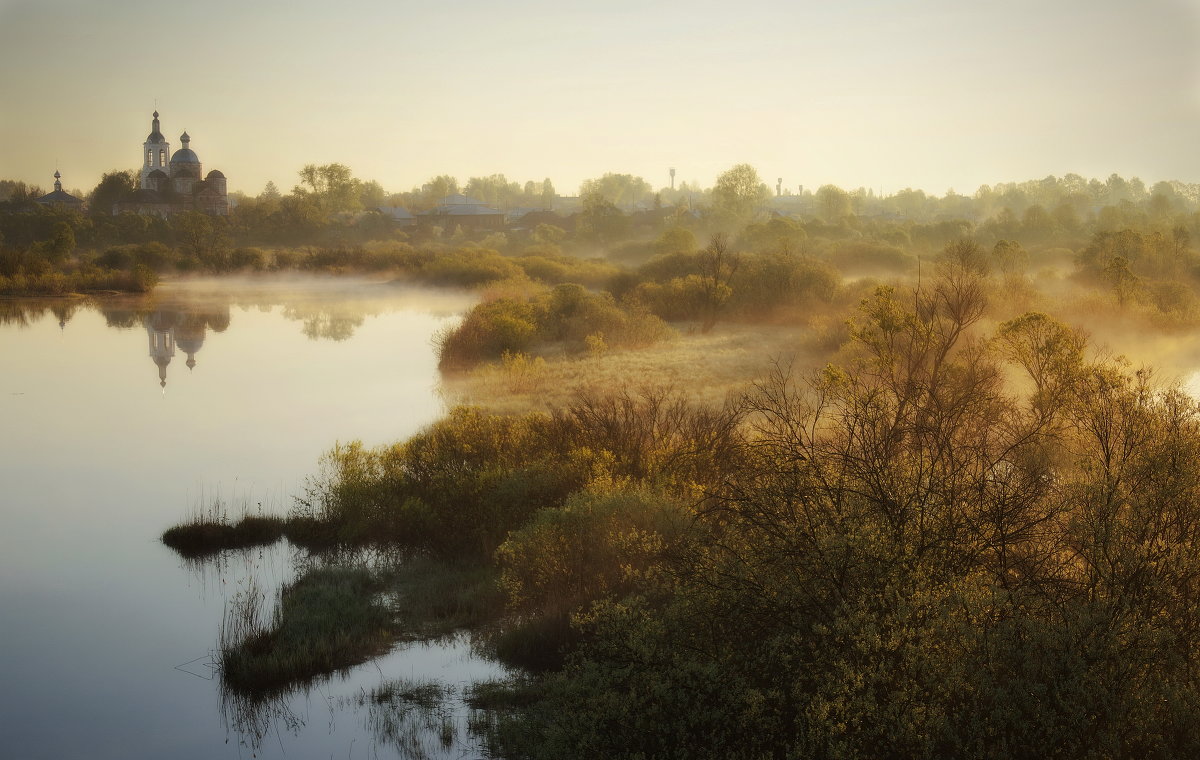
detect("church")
(115, 111), (229, 216)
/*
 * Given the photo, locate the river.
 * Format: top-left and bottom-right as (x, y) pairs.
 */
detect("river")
(0, 278), (506, 760)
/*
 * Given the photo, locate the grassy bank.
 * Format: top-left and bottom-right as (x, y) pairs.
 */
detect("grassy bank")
(219, 566), (396, 694)
(202, 551), (503, 695)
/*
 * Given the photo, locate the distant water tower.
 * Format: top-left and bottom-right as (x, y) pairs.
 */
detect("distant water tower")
(669, 167), (676, 191)
(777, 178), (783, 197)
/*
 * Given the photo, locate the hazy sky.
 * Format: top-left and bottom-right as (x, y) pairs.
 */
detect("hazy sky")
(2, 0), (1199, 197)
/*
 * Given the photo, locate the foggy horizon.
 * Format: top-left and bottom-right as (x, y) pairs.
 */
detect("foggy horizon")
(3, 0), (1199, 198)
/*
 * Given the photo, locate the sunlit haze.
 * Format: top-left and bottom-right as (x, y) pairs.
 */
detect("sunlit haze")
(2, 0), (1199, 196)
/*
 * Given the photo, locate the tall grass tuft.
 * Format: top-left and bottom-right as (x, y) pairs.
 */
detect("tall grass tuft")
(218, 565), (396, 694)
(161, 496), (287, 558)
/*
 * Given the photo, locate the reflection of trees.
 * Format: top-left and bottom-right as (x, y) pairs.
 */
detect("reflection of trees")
(104, 308), (140, 329)
(281, 304), (366, 341)
(3, 285), (397, 344)
(90, 298), (231, 335)
(0, 299), (39, 326)
(50, 301), (80, 328)
(0, 298), (83, 328)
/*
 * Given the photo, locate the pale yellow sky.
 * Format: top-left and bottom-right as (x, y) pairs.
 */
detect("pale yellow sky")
(2, 0), (1199, 197)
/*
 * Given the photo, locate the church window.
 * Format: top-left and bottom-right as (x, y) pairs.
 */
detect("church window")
(146, 150), (152, 165)
(159, 149), (166, 166)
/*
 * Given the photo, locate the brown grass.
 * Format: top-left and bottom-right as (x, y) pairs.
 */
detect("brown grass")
(441, 322), (835, 414)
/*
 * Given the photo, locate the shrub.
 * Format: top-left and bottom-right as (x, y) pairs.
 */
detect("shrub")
(437, 284), (671, 369)
(230, 247), (267, 271)
(496, 490), (686, 616)
(437, 298), (540, 369)
(419, 249), (523, 286)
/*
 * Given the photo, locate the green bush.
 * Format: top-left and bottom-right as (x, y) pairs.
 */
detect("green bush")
(437, 284), (671, 369)
(419, 248), (523, 286)
(496, 490), (686, 616)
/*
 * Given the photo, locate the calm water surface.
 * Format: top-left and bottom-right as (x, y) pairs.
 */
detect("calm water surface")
(0, 279), (505, 760)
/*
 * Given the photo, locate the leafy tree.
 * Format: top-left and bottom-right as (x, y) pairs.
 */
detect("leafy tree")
(533, 223), (566, 245)
(815, 184), (852, 222)
(88, 170), (137, 216)
(0, 180), (41, 204)
(1021, 204), (1055, 238)
(359, 180), (386, 210)
(578, 192), (629, 242)
(465, 174), (522, 207)
(173, 211), (213, 257)
(422, 175), (459, 203)
(653, 227), (697, 256)
(1102, 255), (1140, 307)
(579, 173), (653, 208)
(696, 233), (739, 333)
(297, 163), (361, 213)
(991, 239), (1028, 275)
(710, 163), (768, 226)
(45, 221), (75, 263)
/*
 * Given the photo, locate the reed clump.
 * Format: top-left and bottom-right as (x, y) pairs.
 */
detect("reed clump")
(161, 515), (287, 558)
(219, 566), (396, 694)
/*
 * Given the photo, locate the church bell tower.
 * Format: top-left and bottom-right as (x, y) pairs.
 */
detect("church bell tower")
(140, 111), (171, 189)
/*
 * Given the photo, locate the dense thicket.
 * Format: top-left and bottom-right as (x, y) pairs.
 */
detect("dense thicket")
(302, 255), (1200, 758)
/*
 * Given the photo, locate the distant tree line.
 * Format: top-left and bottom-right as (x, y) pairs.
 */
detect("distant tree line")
(5, 161), (1200, 298)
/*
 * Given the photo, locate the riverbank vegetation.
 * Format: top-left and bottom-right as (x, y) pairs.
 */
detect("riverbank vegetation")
(145, 162), (1200, 757)
(218, 567), (396, 694)
(345, 264), (1200, 758)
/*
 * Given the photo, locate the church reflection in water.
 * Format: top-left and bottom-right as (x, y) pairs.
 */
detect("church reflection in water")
(3, 292), (401, 390)
(141, 307), (231, 389)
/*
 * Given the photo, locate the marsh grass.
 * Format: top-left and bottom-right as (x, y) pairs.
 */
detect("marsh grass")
(464, 677), (545, 759)
(388, 556), (506, 640)
(162, 515), (288, 558)
(444, 322), (832, 414)
(464, 677), (541, 711)
(218, 680), (305, 752)
(161, 494), (290, 558)
(366, 678), (454, 709)
(219, 565), (397, 694)
(352, 678), (459, 759)
(215, 552), (500, 697)
(162, 493), (341, 558)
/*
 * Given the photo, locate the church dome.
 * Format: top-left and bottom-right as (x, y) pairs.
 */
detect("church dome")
(171, 131), (199, 164)
(171, 148), (200, 164)
(206, 169), (225, 179)
(146, 110), (165, 143)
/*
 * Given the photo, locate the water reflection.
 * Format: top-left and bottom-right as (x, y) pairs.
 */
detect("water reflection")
(144, 308), (228, 387)
(281, 304), (366, 342)
(187, 541), (506, 759)
(0, 278), (479, 760)
(2, 278), (473, 393)
(0, 297), (84, 328)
